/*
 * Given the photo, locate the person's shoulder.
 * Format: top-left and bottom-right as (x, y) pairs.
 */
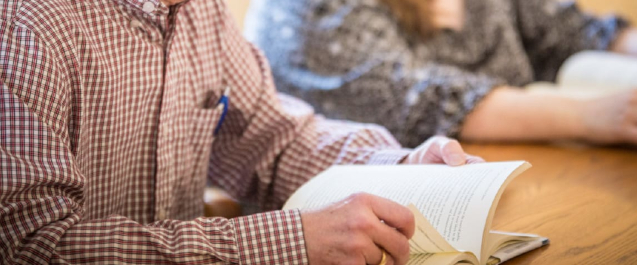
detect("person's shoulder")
(342, 0), (386, 9)
(1, 0), (81, 34)
(300, 0), (389, 25)
(0, 0), (93, 62)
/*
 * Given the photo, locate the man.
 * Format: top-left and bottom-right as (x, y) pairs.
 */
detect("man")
(0, 0), (481, 264)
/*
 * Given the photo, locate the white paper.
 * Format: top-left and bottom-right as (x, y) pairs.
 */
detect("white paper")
(283, 161), (529, 261)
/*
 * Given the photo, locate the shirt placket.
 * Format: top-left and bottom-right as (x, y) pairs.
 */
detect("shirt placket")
(152, 2), (189, 221)
(122, 0), (178, 221)
(127, 1), (169, 45)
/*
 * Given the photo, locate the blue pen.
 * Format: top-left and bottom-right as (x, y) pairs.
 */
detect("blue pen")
(214, 86), (231, 136)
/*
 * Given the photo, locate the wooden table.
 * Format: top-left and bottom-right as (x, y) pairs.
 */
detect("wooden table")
(463, 143), (637, 264)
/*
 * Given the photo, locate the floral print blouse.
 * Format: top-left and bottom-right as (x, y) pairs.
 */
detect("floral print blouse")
(245, 0), (628, 147)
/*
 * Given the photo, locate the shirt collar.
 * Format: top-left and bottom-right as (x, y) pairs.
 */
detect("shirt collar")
(114, 0), (189, 35)
(121, 0), (169, 17)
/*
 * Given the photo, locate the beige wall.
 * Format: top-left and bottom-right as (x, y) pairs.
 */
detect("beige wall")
(227, 0), (636, 30)
(227, 0), (251, 30)
(576, 0), (637, 24)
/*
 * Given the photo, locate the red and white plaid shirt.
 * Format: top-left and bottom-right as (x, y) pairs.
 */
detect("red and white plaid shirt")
(0, 0), (409, 263)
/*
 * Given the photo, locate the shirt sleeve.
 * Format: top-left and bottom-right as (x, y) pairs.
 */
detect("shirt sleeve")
(0, 17), (304, 265)
(513, 0), (630, 81)
(208, 1), (410, 212)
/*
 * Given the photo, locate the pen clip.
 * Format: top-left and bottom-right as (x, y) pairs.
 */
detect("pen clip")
(214, 86), (231, 136)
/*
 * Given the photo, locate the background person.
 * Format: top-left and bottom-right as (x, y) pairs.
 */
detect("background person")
(245, 0), (637, 147)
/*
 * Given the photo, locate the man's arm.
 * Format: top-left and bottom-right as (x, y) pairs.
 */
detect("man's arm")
(0, 17), (307, 264)
(0, 79), (303, 264)
(208, 2), (483, 264)
(209, 2), (412, 211)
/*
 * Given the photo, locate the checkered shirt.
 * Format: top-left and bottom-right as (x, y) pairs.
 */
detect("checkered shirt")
(0, 0), (409, 264)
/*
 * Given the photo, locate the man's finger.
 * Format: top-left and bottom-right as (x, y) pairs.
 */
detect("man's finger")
(440, 139), (467, 166)
(627, 127), (637, 144)
(360, 239), (385, 265)
(366, 195), (415, 239)
(370, 224), (410, 265)
(363, 245), (396, 265)
(408, 137), (440, 164)
(466, 154), (485, 164)
(407, 136), (446, 164)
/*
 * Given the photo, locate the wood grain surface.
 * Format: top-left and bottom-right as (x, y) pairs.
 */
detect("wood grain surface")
(463, 143), (637, 264)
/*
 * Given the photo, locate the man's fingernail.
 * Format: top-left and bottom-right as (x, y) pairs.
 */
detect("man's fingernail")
(448, 154), (466, 166)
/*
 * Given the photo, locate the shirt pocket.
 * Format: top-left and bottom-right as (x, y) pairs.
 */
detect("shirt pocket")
(189, 105), (223, 177)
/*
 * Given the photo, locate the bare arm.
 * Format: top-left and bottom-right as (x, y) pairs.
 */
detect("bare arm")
(460, 87), (637, 145)
(460, 87), (583, 142)
(610, 28), (637, 55)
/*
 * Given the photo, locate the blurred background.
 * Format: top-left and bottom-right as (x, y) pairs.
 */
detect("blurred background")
(208, 0), (637, 219)
(227, 0), (636, 30)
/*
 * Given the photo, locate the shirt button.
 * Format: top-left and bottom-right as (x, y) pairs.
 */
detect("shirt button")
(142, 2), (155, 13)
(157, 208), (167, 220)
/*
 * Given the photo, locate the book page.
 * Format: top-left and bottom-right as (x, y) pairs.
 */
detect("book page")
(557, 51), (637, 91)
(524, 82), (608, 99)
(407, 204), (457, 254)
(407, 252), (477, 265)
(526, 52), (637, 99)
(283, 161), (530, 262)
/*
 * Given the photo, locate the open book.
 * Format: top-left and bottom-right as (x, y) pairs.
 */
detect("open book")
(526, 51), (637, 98)
(283, 161), (548, 265)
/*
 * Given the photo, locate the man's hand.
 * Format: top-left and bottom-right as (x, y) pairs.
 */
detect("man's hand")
(301, 193), (415, 265)
(403, 136), (485, 166)
(301, 136), (479, 265)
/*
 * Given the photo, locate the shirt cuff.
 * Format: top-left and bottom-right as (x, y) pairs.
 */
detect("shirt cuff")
(366, 149), (412, 165)
(233, 209), (308, 264)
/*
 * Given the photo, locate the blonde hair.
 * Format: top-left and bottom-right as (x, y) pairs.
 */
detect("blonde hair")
(378, 0), (436, 38)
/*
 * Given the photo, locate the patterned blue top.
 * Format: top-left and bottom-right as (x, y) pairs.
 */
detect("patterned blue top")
(245, 0), (628, 147)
